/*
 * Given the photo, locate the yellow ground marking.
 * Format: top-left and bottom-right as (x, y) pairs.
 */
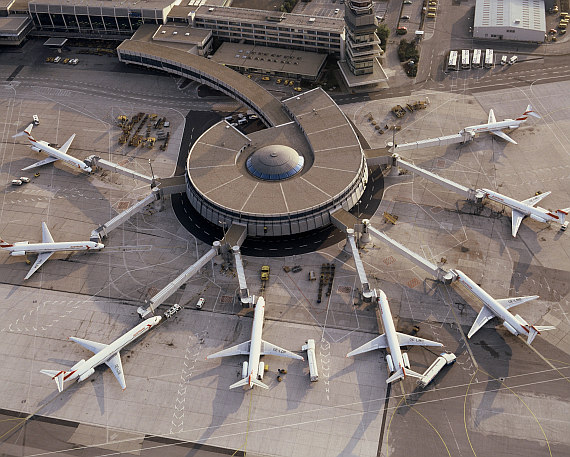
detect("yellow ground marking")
(231, 388), (254, 456)
(463, 368), (553, 457)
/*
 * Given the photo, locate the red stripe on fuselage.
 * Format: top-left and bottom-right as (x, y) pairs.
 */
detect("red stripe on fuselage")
(63, 370), (76, 380)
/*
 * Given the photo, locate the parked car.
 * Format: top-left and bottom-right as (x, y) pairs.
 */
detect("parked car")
(19, 177), (30, 183)
(11, 179), (23, 186)
(195, 298), (205, 309)
(500, 55), (508, 65)
(508, 55), (518, 65)
(396, 27), (408, 35)
(401, 15), (410, 20)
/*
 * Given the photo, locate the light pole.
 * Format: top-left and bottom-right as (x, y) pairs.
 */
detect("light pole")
(148, 159), (156, 187)
(219, 220), (227, 240)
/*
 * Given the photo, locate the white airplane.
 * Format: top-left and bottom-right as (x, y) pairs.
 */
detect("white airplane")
(459, 105), (540, 144)
(346, 289), (443, 384)
(453, 270), (555, 345)
(481, 188), (569, 237)
(0, 222), (104, 279)
(207, 296), (303, 389)
(41, 316), (161, 392)
(14, 123), (92, 173)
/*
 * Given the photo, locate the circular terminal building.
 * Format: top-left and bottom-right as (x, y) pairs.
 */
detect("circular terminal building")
(186, 88), (368, 237)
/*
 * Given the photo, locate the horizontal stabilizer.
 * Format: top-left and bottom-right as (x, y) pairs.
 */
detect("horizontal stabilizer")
(40, 369), (66, 392)
(524, 105), (540, 119)
(22, 156), (59, 171)
(527, 325), (555, 345)
(386, 367), (423, 384)
(261, 340), (303, 360)
(69, 336), (108, 354)
(207, 340), (251, 359)
(396, 332), (443, 347)
(229, 377), (269, 390)
(496, 295), (539, 310)
(13, 123), (34, 138)
(346, 334), (388, 357)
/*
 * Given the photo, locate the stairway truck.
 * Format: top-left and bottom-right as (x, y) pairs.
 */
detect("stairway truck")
(417, 352), (456, 388)
(302, 339), (319, 382)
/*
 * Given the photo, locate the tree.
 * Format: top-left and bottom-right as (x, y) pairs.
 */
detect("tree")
(376, 25), (390, 51)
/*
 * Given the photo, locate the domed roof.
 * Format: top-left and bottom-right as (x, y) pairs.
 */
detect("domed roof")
(246, 144), (304, 180)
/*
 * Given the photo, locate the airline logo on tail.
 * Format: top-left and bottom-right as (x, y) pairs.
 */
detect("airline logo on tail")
(0, 239), (13, 248)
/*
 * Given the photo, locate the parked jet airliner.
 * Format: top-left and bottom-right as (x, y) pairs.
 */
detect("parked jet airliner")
(14, 123), (92, 172)
(459, 105), (540, 144)
(0, 222), (104, 279)
(207, 296), (303, 389)
(347, 289), (443, 383)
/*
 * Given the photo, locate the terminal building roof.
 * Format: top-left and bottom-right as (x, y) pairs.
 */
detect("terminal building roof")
(194, 6), (345, 34)
(187, 88), (364, 217)
(211, 43), (327, 79)
(474, 0), (545, 31)
(118, 36), (291, 127)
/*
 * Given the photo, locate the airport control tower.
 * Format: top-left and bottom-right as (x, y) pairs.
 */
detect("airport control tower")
(344, 0), (382, 76)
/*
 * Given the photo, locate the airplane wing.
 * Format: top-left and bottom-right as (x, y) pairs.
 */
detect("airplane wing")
(59, 134), (76, 154)
(511, 209), (525, 237)
(261, 340), (303, 360)
(24, 251), (54, 280)
(346, 334), (388, 357)
(105, 352), (126, 390)
(467, 306), (496, 338)
(69, 336), (108, 354)
(490, 130), (517, 144)
(522, 191), (551, 207)
(41, 222), (54, 243)
(496, 295), (539, 310)
(396, 333), (444, 347)
(206, 340), (251, 359)
(21, 156), (59, 171)
(488, 109), (496, 124)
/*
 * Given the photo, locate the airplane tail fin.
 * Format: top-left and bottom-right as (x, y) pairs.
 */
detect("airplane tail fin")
(386, 367), (423, 384)
(524, 105), (540, 119)
(0, 239), (13, 248)
(40, 369), (67, 392)
(527, 325), (555, 345)
(13, 123), (36, 141)
(556, 208), (569, 224)
(229, 376), (269, 390)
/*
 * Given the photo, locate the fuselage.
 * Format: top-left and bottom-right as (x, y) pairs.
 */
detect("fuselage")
(30, 137), (92, 173)
(247, 297), (265, 387)
(4, 241), (104, 255)
(61, 316), (161, 384)
(462, 118), (521, 135)
(482, 189), (560, 223)
(378, 290), (405, 371)
(454, 270), (528, 336)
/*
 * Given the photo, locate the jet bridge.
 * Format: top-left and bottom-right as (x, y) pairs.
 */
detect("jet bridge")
(91, 188), (160, 242)
(366, 223), (455, 284)
(87, 155), (154, 184)
(232, 246), (252, 306)
(391, 154), (484, 202)
(346, 229), (374, 300)
(138, 241), (221, 318)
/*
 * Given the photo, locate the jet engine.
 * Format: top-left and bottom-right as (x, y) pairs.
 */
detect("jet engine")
(10, 250), (26, 256)
(241, 361), (248, 379)
(530, 214), (547, 223)
(78, 368), (95, 382)
(386, 354), (394, 372)
(257, 362), (265, 380)
(503, 321), (519, 336)
(10, 241), (28, 256)
(31, 146), (42, 152)
(507, 125), (520, 129)
(402, 352), (411, 369)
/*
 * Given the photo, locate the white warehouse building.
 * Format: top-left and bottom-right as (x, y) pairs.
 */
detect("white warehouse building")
(473, 0), (546, 42)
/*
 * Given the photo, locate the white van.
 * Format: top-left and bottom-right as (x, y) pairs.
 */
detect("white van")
(500, 55), (508, 65)
(508, 55), (518, 65)
(32, 114), (40, 125)
(196, 297), (205, 309)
